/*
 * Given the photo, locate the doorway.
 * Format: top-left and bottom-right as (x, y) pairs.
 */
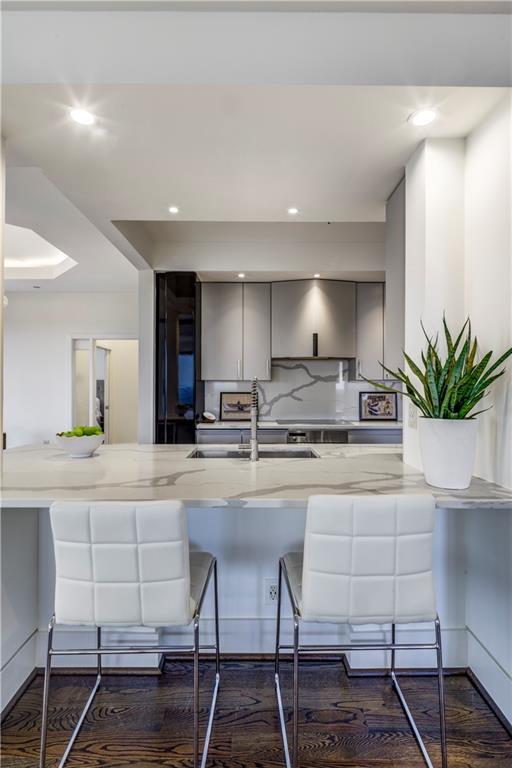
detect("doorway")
(71, 337), (139, 444)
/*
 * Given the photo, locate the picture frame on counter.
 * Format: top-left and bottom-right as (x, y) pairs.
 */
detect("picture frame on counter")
(359, 391), (398, 421)
(219, 391), (252, 421)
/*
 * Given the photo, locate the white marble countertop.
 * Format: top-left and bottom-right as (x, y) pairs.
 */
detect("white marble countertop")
(1, 443), (511, 509)
(196, 420), (403, 429)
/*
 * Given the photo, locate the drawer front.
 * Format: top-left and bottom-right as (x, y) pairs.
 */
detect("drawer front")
(196, 429), (243, 444)
(240, 429), (288, 444)
(348, 429), (402, 444)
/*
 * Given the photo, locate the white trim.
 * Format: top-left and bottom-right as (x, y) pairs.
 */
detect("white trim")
(67, 333), (138, 430)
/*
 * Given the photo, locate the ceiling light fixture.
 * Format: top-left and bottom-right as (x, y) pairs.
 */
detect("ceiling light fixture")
(168, 206), (179, 214)
(238, 273), (246, 278)
(408, 109), (437, 127)
(314, 273), (321, 278)
(69, 108), (96, 126)
(287, 207), (299, 215)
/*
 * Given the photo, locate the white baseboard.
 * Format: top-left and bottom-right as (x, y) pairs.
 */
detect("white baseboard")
(468, 630), (512, 723)
(1, 631), (38, 714)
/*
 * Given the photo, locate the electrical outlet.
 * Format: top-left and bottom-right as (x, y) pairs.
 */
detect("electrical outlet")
(264, 578), (279, 606)
(408, 402), (418, 429)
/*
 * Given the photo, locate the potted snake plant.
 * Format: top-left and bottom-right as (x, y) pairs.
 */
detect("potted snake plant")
(367, 317), (512, 490)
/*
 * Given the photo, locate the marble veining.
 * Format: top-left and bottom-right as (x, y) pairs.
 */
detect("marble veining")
(204, 360), (403, 421)
(256, 362), (339, 417)
(2, 443), (511, 510)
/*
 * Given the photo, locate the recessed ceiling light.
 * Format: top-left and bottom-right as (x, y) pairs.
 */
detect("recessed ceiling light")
(314, 273), (321, 278)
(168, 206), (179, 214)
(408, 109), (437, 127)
(69, 108), (96, 126)
(238, 273), (246, 278)
(287, 207), (299, 215)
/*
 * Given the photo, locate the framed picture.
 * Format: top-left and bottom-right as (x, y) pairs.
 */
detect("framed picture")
(359, 391), (398, 421)
(219, 392), (252, 421)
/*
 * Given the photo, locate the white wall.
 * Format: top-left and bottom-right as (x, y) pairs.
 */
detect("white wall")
(465, 94), (512, 489)
(404, 138), (466, 468)
(149, 222), (385, 276)
(403, 95), (512, 720)
(4, 292), (138, 448)
(1, 139), (5, 467)
(384, 178), (405, 372)
(463, 94), (512, 723)
(99, 340), (139, 444)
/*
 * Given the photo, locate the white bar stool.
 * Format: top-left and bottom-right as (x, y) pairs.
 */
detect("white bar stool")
(275, 494), (447, 768)
(40, 500), (220, 768)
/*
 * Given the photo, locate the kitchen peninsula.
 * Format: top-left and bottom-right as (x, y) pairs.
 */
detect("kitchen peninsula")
(2, 442), (512, 725)
(2, 442), (511, 507)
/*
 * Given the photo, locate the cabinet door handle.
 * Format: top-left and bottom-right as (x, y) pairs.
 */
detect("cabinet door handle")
(237, 359), (242, 379)
(312, 333), (319, 357)
(266, 358), (270, 378)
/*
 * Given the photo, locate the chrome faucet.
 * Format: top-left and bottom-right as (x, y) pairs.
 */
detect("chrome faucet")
(250, 378), (259, 461)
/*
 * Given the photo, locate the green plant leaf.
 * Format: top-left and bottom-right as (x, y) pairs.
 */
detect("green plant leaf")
(365, 318), (512, 420)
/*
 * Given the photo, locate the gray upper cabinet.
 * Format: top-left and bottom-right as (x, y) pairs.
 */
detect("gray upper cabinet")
(243, 283), (271, 380)
(201, 283), (243, 380)
(201, 282), (271, 381)
(356, 283), (384, 380)
(271, 279), (356, 358)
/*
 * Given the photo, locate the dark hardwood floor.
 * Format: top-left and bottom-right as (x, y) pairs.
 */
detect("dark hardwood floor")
(2, 661), (511, 767)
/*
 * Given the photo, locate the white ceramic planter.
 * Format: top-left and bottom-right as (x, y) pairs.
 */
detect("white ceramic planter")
(418, 417), (478, 490)
(55, 434), (104, 458)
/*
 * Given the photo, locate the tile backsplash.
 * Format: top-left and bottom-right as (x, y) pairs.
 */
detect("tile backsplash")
(204, 360), (402, 421)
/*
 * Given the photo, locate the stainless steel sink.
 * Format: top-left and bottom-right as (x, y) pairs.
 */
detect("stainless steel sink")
(187, 447), (320, 459)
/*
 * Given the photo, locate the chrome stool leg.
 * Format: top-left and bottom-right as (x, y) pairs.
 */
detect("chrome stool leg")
(198, 559), (221, 768)
(274, 559), (292, 768)
(275, 560), (283, 679)
(39, 615), (55, 768)
(292, 616), (300, 768)
(214, 560), (221, 678)
(435, 617), (448, 768)
(275, 559), (448, 768)
(40, 618), (102, 768)
(58, 627), (102, 768)
(390, 617), (448, 768)
(193, 617), (200, 768)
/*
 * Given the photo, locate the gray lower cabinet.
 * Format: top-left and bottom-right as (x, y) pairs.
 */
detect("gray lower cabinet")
(196, 427), (402, 444)
(196, 428), (288, 444)
(201, 283), (243, 381)
(271, 279), (356, 358)
(348, 428), (402, 444)
(356, 283), (384, 380)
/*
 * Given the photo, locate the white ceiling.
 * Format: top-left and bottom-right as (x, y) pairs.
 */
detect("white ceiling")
(2, 84), (506, 289)
(5, 168), (137, 292)
(2, 0), (510, 293)
(3, 7), (510, 89)
(117, 221), (386, 280)
(4, 223), (77, 282)
(3, 85), (505, 227)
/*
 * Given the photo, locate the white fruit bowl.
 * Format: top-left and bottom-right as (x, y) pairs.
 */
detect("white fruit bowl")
(55, 434), (104, 458)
